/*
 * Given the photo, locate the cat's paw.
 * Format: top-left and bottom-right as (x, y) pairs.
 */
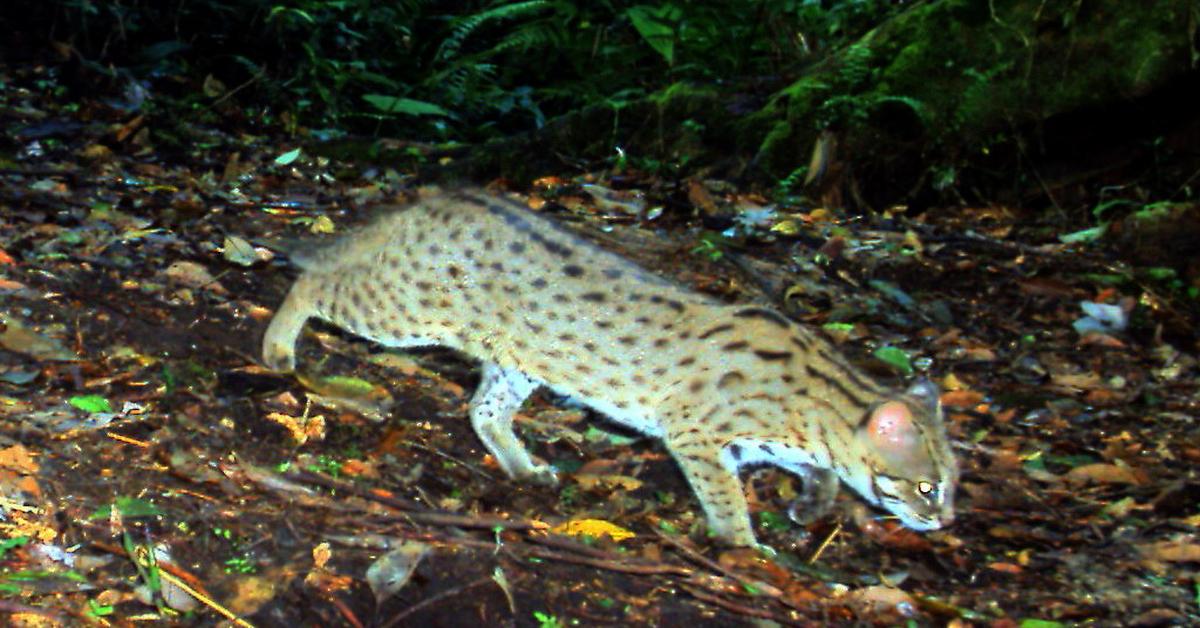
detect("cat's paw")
(262, 343), (296, 372)
(526, 464), (560, 487)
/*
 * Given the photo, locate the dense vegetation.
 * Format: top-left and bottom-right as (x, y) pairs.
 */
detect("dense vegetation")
(18, 0), (903, 139)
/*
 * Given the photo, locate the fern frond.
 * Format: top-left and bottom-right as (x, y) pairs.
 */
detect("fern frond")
(436, 1), (552, 63)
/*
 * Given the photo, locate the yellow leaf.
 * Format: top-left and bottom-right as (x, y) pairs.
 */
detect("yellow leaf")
(770, 219), (800, 235)
(311, 215), (336, 234)
(552, 519), (635, 542)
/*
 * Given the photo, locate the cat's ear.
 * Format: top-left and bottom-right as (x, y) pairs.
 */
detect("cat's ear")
(906, 379), (941, 412)
(863, 401), (921, 456)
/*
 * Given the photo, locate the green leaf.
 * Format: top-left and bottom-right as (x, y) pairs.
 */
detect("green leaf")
(0, 537), (29, 560)
(90, 497), (165, 520)
(873, 346), (912, 375)
(1144, 267), (1176, 281)
(362, 95), (450, 117)
(1059, 224), (1108, 243)
(274, 148), (302, 166)
(625, 5), (680, 65)
(69, 395), (112, 414)
(319, 374), (378, 397)
(757, 510), (791, 531)
(1019, 620), (1067, 628)
(583, 425), (637, 446)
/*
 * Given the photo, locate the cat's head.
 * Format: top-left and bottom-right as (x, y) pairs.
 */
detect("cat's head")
(852, 379), (957, 530)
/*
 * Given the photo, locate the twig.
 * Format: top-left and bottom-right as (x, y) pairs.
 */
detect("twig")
(380, 576), (497, 628)
(407, 442), (497, 481)
(289, 470), (546, 531)
(519, 545), (692, 576)
(527, 531), (644, 560)
(655, 530), (780, 596)
(807, 521), (841, 564)
(678, 584), (804, 626)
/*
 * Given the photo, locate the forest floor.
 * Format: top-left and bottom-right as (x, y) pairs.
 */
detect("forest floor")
(1, 67), (1199, 627)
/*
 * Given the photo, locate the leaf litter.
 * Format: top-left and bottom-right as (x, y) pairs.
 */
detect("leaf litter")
(0, 69), (1196, 628)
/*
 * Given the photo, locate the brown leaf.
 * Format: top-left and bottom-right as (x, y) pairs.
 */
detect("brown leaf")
(941, 389), (984, 409)
(686, 179), (719, 214)
(1064, 462), (1144, 486)
(1138, 539), (1200, 563)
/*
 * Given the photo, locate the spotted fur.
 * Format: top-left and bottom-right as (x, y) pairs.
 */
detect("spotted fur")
(262, 190), (957, 546)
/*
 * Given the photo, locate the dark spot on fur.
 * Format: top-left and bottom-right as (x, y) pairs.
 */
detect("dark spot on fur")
(448, 265), (461, 279)
(717, 372), (746, 388)
(483, 239), (495, 250)
(689, 379), (706, 393)
(754, 350), (793, 362)
(558, 333), (575, 342)
(653, 338), (669, 348)
(509, 242), (526, 254)
(416, 281), (433, 292)
(603, 268), (623, 279)
(553, 293), (570, 304)
(729, 444), (742, 461)
(698, 324), (734, 339)
(525, 321), (544, 333)
(583, 342), (597, 352)
(428, 244), (441, 255)
(581, 292), (606, 302)
(677, 357), (696, 367)
(531, 278), (548, 289)
(576, 364), (593, 374)
(734, 307), (791, 328)
(595, 320), (613, 329)
(722, 341), (750, 351)
(563, 264), (584, 277)
(617, 336), (636, 345)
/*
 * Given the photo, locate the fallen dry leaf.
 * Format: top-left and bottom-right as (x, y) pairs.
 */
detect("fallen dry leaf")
(1064, 463), (1144, 486)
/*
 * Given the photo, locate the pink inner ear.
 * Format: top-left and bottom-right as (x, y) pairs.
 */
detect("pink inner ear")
(867, 401), (919, 455)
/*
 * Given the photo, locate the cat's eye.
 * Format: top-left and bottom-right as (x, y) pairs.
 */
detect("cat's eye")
(917, 480), (934, 495)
